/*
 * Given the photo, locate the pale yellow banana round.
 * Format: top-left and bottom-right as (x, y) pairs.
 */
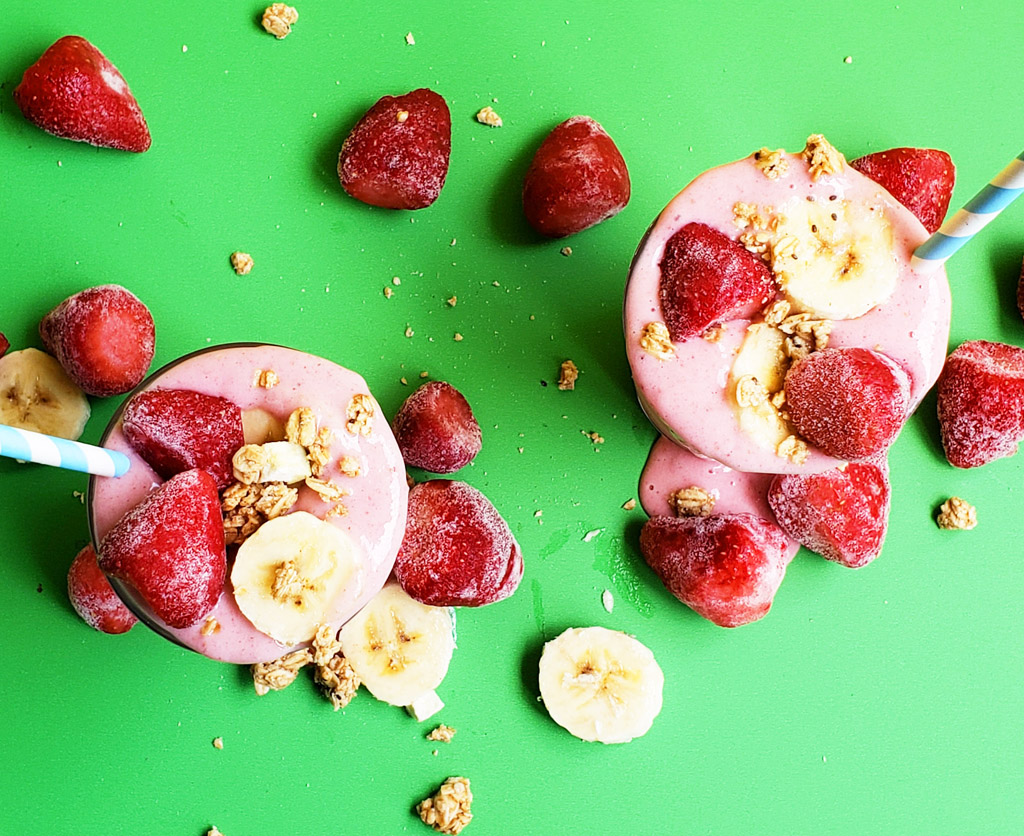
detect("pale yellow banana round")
(0, 348), (90, 440)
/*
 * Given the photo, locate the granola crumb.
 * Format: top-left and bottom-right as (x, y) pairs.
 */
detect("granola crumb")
(417, 777), (473, 835)
(405, 326), (415, 338)
(427, 724), (457, 743)
(844, 55), (853, 64)
(212, 737), (224, 750)
(405, 31), (415, 45)
(251, 649), (312, 696)
(669, 486), (716, 518)
(207, 828), (225, 836)
(735, 375), (769, 408)
(476, 106), (503, 127)
(640, 321), (675, 360)
(324, 501), (349, 519)
(200, 616), (221, 636)
(253, 368), (279, 389)
(560, 246), (572, 257)
(261, 3), (298, 38)
(384, 286), (394, 299)
(305, 476), (348, 502)
(346, 394), (375, 435)
(454, 333), (463, 342)
(937, 496), (977, 530)
(447, 295), (457, 307)
(419, 371), (429, 379)
(582, 430), (604, 444)
(230, 251), (254, 275)
(762, 299), (791, 327)
(752, 147), (789, 180)
(622, 498), (637, 511)
(397, 109), (410, 123)
(307, 425), (333, 477)
(701, 324), (725, 343)
(801, 134), (846, 180)
(73, 490), (85, 504)
(338, 455), (361, 477)
(777, 434), (809, 464)
(285, 407), (317, 447)
(558, 359), (579, 391)
(393, 276), (402, 285)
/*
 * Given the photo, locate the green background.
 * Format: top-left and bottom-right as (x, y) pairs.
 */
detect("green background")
(2, 1), (1023, 834)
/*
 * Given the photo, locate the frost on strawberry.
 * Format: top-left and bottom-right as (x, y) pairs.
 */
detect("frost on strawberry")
(392, 381), (482, 473)
(850, 147), (954, 234)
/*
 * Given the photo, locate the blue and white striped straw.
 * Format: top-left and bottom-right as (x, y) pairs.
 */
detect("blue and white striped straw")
(912, 151), (1024, 272)
(0, 424), (130, 477)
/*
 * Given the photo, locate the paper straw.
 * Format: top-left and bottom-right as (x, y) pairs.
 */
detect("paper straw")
(0, 424), (130, 477)
(912, 151), (1024, 272)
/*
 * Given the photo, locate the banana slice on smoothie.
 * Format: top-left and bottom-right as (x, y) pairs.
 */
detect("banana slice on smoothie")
(338, 581), (454, 707)
(538, 626), (664, 744)
(232, 511), (363, 645)
(0, 348), (90, 439)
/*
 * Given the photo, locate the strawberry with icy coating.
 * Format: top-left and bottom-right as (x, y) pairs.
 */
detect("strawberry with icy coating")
(395, 480), (522, 607)
(14, 36), (151, 152)
(99, 469), (226, 629)
(67, 545), (137, 634)
(39, 285), (155, 397)
(392, 381), (482, 473)
(785, 348), (910, 460)
(768, 459), (890, 568)
(639, 513), (792, 628)
(338, 88), (451, 210)
(937, 340), (1024, 468)
(850, 148), (954, 234)
(122, 389), (244, 488)
(522, 115), (630, 238)
(658, 222), (776, 341)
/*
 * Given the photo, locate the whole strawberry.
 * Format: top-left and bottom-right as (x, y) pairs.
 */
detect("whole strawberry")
(14, 35), (151, 152)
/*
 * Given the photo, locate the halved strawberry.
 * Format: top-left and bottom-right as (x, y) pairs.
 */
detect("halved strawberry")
(850, 148), (954, 234)
(122, 389), (244, 488)
(658, 222), (776, 341)
(337, 88), (451, 210)
(67, 544), (138, 634)
(98, 469), (226, 629)
(767, 459), (890, 569)
(392, 381), (482, 473)
(14, 35), (151, 152)
(522, 115), (630, 238)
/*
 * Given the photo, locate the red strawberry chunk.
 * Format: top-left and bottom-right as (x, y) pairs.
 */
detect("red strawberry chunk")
(67, 544), (137, 634)
(768, 459), (890, 569)
(14, 35), (151, 152)
(522, 115), (630, 238)
(39, 284), (155, 397)
(658, 222), (776, 341)
(639, 512), (792, 628)
(395, 480), (522, 607)
(122, 389), (244, 488)
(0, 332), (8, 359)
(98, 469), (226, 629)
(392, 381), (482, 473)
(785, 348), (910, 460)
(850, 147), (954, 234)
(337, 88), (451, 210)
(937, 340), (1024, 468)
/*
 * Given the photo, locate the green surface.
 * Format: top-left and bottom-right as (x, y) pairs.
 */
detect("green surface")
(2, 2), (1023, 834)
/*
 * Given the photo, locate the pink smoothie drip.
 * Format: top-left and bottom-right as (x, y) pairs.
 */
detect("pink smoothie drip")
(90, 345), (409, 664)
(624, 151), (952, 475)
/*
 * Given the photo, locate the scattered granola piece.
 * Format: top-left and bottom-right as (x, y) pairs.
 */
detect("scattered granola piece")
(207, 828), (225, 836)
(316, 651), (360, 709)
(405, 31), (415, 45)
(669, 486), (716, 518)
(735, 375), (769, 408)
(558, 359), (579, 391)
(937, 496), (977, 530)
(640, 321), (675, 360)
(346, 393), (375, 435)
(419, 371), (429, 378)
(384, 286), (394, 299)
(701, 324), (725, 343)
(560, 246), (572, 257)
(305, 476), (347, 502)
(212, 737), (224, 750)
(251, 648), (312, 696)
(230, 251), (254, 275)
(324, 502), (349, 519)
(475, 106), (502, 127)
(232, 444), (268, 485)
(307, 425), (333, 477)
(311, 622), (343, 667)
(338, 455), (361, 477)
(73, 489), (85, 504)
(253, 368), (279, 389)
(582, 430), (604, 444)
(622, 498), (636, 511)
(261, 3), (298, 38)
(405, 326), (415, 338)
(427, 724), (457, 743)
(446, 295), (457, 307)
(454, 333), (463, 342)
(752, 147), (789, 180)
(417, 777), (473, 835)
(285, 407), (317, 447)
(777, 434), (809, 464)
(801, 134), (845, 180)
(200, 616), (221, 636)
(844, 55), (853, 64)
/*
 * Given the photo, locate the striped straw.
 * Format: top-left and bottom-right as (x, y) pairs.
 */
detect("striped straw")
(912, 150), (1024, 272)
(0, 424), (130, 477)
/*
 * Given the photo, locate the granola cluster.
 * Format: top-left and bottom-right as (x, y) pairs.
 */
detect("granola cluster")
(801, 134), (845, 180)
(221, 481), (297, 546)
(427, 724), (457, 743)
(261, 3), (298, 39)
(230, 251), (254, 275)
(251, 649), (312, 696)
(417, 777), (473, 835)
(311, 623), (361, 709)
(640, 321), (675, 360)
(936, 496), (977, 530)
(558, 359), (579, 390)
(670, 486), (716, 518)
(475, 106), (503, 127)
(346, 393), (375, 435)
(752, 147), (789, 180)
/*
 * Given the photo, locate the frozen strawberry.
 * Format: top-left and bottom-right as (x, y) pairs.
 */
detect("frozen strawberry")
(392, 381), (482, 473)
(850, 148), (954, 234)
(768, 459), (890, 569)
(658, 222), (776, 341)
(39, 284), (155, 397)
(395, 480), (522, 607)
(122, 388), (244, 488)
(1017, 256), (1024, 322)
(937, 340), (1024, 468)
(99, 469), (225, 629)
(639, 513), (791, 628)
(337, 88), (451, 210)
(522, 115), (630, 238)
(0, 333), (8, 359)
(785, 348), (910, 460)
(67, 544), (137, 634)
(14, 35), (151, 152)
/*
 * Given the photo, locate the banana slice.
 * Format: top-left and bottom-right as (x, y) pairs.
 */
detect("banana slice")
(770, 196), (898, 320)
(338, 581), (454, 707)
(0, 348), (90, 440)
(232, 511), (363, 645)
(728, 323), (795, 451)
(241, 408), (286, 445)
(538, 626), (663, 744)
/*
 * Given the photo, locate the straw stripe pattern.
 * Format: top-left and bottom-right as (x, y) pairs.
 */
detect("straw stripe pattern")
(912, 151), (1024, 272)
(0, 424), (130, 477)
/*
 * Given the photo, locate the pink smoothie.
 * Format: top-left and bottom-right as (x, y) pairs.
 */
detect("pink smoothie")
(624, 150), (951, 474)
(88, 344), (409, 664)
(638, 435), (799, 561)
